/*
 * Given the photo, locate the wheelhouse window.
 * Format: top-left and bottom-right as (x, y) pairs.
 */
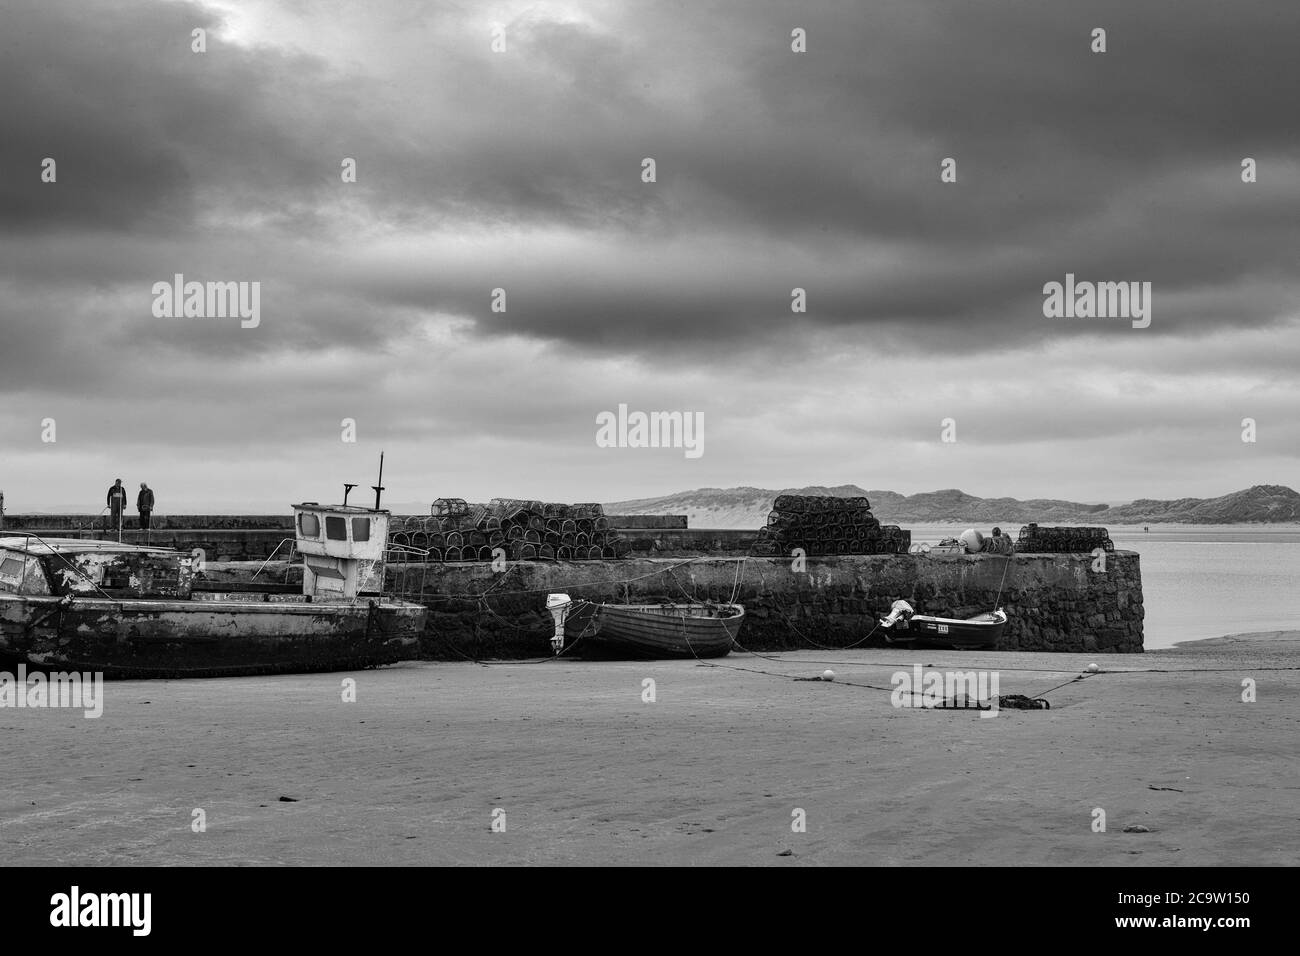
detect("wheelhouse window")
(351, 517), (371, 542)
(0, 552), (50, 595)
(298, 512), (321, 537)
(325, 516), (348, 541)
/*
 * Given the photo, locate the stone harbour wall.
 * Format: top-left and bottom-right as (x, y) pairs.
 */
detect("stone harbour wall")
(0, 516), (711, 560)
(386, 551), (1144, 659)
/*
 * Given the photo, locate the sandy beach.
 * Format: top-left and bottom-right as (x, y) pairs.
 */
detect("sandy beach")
(2, 631), (1296, 866)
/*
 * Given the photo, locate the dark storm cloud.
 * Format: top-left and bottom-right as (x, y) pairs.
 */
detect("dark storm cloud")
(5, 0), (1299, 364)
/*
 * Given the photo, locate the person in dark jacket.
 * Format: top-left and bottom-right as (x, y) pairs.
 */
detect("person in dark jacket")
(106, 479), (128, 532)
(137, 483), (155, 532)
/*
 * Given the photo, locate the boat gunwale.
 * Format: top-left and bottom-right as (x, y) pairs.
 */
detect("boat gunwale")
(0, 593), (426, 613)
(908, 609), (1008, 627)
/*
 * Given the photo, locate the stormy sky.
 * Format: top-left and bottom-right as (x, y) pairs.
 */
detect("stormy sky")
(1, 0), (1296, 513)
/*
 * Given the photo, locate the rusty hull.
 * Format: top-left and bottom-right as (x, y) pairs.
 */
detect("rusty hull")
(0, 594), (425, 678)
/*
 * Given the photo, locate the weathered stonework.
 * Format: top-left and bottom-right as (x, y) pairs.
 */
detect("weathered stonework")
(386, 551), (1144, 659)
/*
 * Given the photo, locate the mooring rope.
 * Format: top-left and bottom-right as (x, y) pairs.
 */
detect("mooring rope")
(993, 552), (1013, 611)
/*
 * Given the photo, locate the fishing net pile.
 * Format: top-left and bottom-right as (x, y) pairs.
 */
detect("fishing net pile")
(752, 494), (911, 556)
(1016, 523), (1114, 553)
(388, 498), (626, 562)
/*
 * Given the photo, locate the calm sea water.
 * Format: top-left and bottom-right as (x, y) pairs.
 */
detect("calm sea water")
(906, 524), (1300, 650)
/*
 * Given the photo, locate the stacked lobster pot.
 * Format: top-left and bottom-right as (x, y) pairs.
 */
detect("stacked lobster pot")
(387, 498), (625, 562)
(1016, 523), (1114, 553)
(753, 494), (911, 556)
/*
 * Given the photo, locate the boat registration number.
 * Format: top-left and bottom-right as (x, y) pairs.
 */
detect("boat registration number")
(936, 624), (949, 634)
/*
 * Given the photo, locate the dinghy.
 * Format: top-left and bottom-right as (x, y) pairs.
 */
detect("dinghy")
(546, 594), (742, 658)
(877, 599), (1006, 650)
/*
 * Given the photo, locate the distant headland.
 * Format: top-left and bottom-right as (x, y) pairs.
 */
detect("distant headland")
(604, 484), (1300, 529)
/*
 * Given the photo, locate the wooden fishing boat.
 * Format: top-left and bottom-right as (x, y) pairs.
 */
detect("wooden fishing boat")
(546, 594), (742, 658)
(877, 600), (1006, 650)
(0, 498), (426, 678)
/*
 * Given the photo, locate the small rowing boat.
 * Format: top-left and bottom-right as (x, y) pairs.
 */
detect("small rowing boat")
(545, 594), (742, 658)
(877, 599), (1006, 650)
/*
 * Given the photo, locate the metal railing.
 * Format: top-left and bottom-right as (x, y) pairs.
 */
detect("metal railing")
(384, 544), (432, 603)
(252, 538), (299, 580)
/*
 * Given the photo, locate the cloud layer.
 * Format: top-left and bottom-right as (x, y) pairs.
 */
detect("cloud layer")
(1, 0), (1296, 511)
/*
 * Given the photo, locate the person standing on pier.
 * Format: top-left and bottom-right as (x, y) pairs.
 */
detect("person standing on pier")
(106, 478), (128, 537)
(137, 482), (155, 538)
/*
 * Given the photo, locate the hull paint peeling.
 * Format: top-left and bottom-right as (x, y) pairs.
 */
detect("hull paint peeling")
(0, 594), (426, 678)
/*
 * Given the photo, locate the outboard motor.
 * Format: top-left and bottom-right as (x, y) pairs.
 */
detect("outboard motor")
(879, 599), (915, 629)
(546, 593), (572, 655)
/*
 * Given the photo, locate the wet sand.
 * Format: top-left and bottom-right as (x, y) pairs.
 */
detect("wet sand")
(2, 631), (1296, 865)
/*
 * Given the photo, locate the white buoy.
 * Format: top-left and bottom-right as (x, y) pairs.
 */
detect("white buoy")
(822, 669), (836, 681)
(1086, 663), (1099, 673)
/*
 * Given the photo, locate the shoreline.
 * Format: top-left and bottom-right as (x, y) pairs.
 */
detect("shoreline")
(1165, 629), (1300, 650)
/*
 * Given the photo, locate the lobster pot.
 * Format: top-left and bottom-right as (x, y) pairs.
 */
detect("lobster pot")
(512, 542), (538, 561)
(426, 546), (442, 563)
(758, 492), (903, 560)
(556, 546), (572, 561)
(413, 497), (626, 560)
(1018, 523), (1113, 553)
(444, 546), (463, 562)
(432, 498), (469, 518)
(390, 531), (411, 549)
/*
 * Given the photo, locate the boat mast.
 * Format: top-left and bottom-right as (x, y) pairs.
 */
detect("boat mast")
(371, 452), (385, 511)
